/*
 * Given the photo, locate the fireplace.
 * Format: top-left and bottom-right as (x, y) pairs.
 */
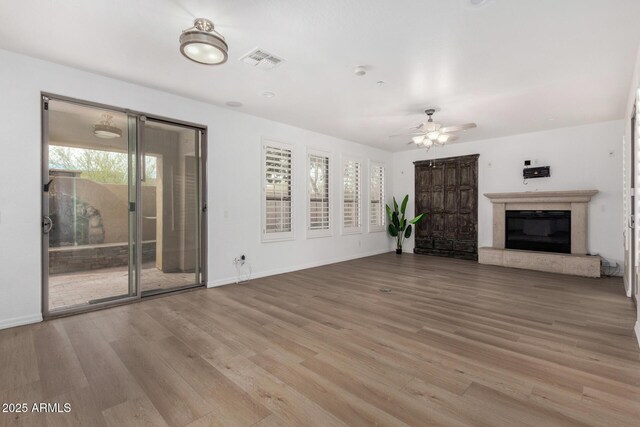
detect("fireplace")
(479, 190), (600, 277)
(505, 210), (571, 253)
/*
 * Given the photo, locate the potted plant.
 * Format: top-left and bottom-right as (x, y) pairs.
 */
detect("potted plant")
(386, 195), (426, 254)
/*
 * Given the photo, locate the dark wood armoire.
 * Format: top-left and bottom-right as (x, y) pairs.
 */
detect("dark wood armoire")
(414, 154), (479, 260)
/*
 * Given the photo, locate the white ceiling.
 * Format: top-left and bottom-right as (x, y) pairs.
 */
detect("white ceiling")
(1, 0), (640, 151)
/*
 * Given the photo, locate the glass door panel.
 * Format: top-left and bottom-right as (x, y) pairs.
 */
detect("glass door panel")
(140, 119), (201, 295)
(44, 98), (137, 313)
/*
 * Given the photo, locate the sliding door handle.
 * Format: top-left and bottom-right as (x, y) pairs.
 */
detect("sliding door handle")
(42, 216), (53, 234)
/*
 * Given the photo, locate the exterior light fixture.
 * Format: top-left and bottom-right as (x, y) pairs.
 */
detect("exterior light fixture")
(93, 113), (122, 139)
(179, 18), (228, 65)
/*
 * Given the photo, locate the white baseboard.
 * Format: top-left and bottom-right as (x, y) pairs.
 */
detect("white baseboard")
(635, 321), (640, 350)
(0, 313), (43, 330)
(208, 248), (390, 289)
(207, 278), (236, 288)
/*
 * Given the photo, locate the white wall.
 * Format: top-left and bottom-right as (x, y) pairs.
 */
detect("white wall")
(393, 121), (624, 268)
(0, 49), (392, 329)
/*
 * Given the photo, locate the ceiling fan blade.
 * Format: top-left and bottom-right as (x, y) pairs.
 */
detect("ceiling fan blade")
(440, 123), (477, 133)
(388, 122), (425, 138)
(389, 131), (426, 138)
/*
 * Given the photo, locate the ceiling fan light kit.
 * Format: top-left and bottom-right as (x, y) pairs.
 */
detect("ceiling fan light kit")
(403, 108), (476, 151)
(180, 18), (228, 65)
(437, 134), (450, 143)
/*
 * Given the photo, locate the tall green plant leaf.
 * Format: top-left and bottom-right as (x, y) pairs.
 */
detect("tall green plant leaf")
(404, 224), (413, 238)
(393, 197), (398, 213)
(400, 195), (409, 216)
(392, 211), (399, 227)
(388, 224), (398, 237)
(385, 204), (392, 221)
(409, 213), (426, 224)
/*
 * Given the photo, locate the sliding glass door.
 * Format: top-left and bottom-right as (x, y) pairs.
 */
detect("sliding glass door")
(43, 98), (137, 313)
(139, 118), (202, 295)
(42, 95), (206, 317)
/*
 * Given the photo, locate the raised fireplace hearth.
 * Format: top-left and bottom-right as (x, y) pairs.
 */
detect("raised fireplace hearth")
(479, 190), (600, 277)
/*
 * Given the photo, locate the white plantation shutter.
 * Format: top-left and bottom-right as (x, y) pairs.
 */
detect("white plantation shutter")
(263, 142), (294, 241)
(343, 158), (362, 233)
(636, 93), (640, 300)
(308, 151), (331, 237)
(635, 95), (640, 272)
(369, 163), (385, 231)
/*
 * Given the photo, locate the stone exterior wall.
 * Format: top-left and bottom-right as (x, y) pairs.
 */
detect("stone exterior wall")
(49, 177), (157, 245)
(49, 241), (156, 275)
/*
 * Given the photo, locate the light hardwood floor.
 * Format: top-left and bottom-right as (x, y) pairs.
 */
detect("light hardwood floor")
(1, 253), (639, 426)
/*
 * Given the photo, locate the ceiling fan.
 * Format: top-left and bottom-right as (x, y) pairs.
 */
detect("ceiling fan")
(391, 109), (477, 150)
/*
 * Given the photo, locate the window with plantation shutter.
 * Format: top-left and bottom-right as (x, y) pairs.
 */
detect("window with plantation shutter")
(342, 157), (362, 234)
(369, 162), (385, 231)
(308, 150), (331, 238)
(262, 141), (294, 241)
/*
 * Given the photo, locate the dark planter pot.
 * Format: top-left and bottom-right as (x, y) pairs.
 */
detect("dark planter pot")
(396, 248), (403, 254)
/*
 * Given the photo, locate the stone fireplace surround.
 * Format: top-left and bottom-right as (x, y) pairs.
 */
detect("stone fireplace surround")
(478, 190), (601, 277)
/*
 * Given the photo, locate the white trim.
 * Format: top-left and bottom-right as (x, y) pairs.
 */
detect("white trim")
(261, 139), (295, 243)
(341, 155), (363, 235)
(0, 313), (43, 330)
(306, 147), (333, 239)
(207, 248), (391, 288)
(635, 321), (640, 350)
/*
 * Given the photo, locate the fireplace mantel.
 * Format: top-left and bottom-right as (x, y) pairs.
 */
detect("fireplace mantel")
(479, 189), (601, 277)
(484, 190), (598, 204)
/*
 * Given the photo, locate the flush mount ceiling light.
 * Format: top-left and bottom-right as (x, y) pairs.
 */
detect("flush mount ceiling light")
(354, 66), (367, 76)
(93, 113), (122, 139)
(180, 18), (228, 65)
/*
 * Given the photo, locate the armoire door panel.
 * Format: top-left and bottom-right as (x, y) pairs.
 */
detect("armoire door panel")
(418, 192), (431, 212)
(445, 190), (458, 212)
(445, 164), (457, 187)
(459, 188), (474, 212)
(454, 240), (476, 253)
(431, 167), (444, 187)
(431, 213), (445, 235)
(414, 154), (478, 260)
(459, 164), (471, 186)
(432, 191), (444, 211)
(444, 214), (458, 238)
(434, 239), (453, 250)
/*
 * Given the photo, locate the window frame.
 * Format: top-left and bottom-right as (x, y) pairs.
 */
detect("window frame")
(369, 161), (386, 232)
(341, 155), (363, 235)
(261, 139), (295, 242)
(306, 148), (333, 239)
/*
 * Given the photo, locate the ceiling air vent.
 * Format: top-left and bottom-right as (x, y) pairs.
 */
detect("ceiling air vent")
(240, 48), (285, 70)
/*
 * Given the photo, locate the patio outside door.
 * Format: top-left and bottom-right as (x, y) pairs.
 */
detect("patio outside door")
(42, 95), (206, 317)
(139, 118), (203, 295)
(43, 98), (138, 314)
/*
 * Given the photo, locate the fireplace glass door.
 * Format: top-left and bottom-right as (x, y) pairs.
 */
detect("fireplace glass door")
(505, 210), (571, 253)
